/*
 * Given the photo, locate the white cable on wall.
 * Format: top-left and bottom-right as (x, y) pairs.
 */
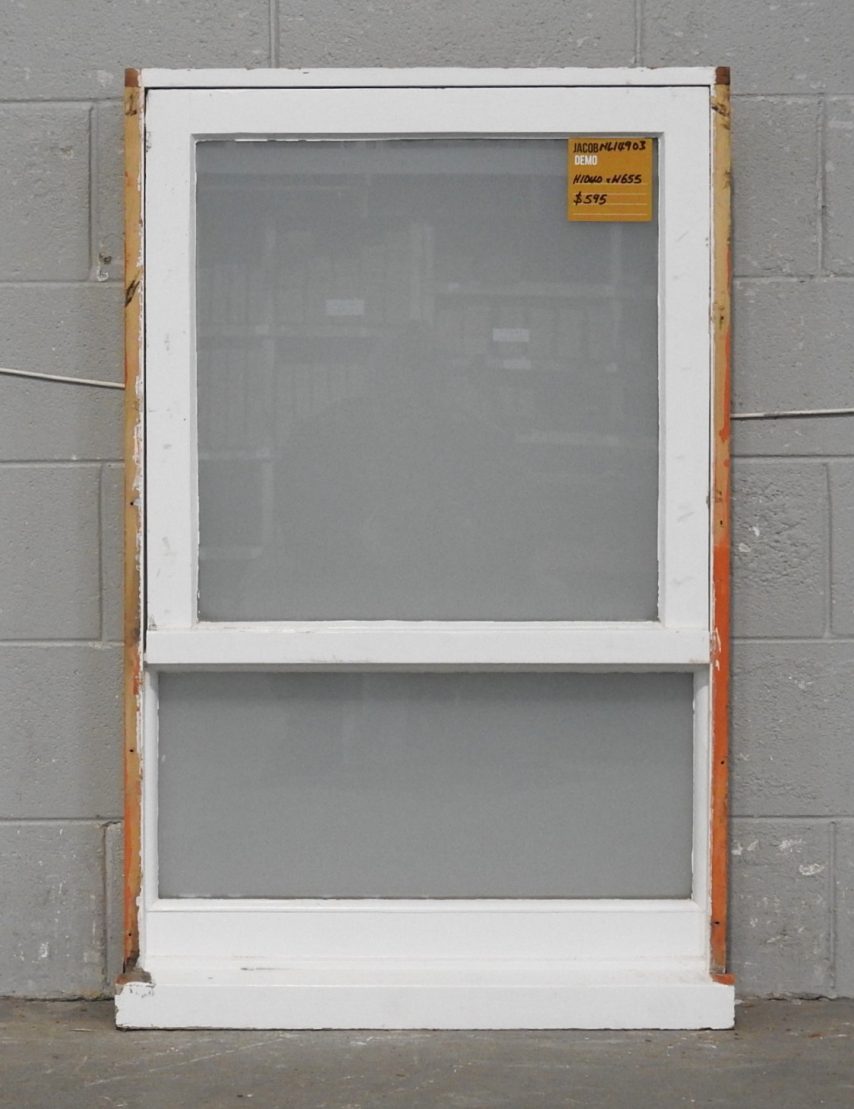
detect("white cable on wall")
(731, 407), (854, 420)
(0, 366), (124, 390)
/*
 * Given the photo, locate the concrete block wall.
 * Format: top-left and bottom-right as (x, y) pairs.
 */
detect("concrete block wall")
(0, 1), (852, 998)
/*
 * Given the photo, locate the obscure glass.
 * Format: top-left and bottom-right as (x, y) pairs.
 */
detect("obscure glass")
(158, 672), (693, 899)
(196, 139), (659, 620)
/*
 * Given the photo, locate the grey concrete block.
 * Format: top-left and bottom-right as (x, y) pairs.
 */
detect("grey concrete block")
(0, 822), (105, 997)
(94, 102), (124, 283)
(732, 461), (827, 638)
(0, 645), (121, 819)
(733, 278), (854, 413)
(733, 415), (854, 458)
(836, 822), (854, 997)
(0, 465), (100, 638)
(100, 465), (124, 642)
(642, 1), (854, 94)
(730, 819), (833, 997)
(0, 284), (123, 384)
(829, 462), (854, 634)
(278, 0), (636, 67)
(0, 376), (122, 462)
(826, 98), (854, 274)
(732, 97), (819, 276)
(0, 105), (90, 281)
(0, 1), (270, 100)
(105, 822), (124, 989)
(732, 643), (854, 817)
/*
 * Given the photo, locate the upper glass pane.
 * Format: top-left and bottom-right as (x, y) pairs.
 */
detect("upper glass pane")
(195, 139), (659, 621)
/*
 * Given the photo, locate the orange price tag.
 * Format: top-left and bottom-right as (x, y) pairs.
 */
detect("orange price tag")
(567, 137), (654, 222)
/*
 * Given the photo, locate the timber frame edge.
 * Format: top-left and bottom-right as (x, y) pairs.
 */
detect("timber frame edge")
(122, 67), (144, 976)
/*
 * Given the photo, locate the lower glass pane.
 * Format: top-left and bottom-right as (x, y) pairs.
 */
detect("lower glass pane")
(157, 672), (694, 899)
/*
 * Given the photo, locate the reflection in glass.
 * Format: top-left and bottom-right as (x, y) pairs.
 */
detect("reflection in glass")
(196, 140), (659, 620)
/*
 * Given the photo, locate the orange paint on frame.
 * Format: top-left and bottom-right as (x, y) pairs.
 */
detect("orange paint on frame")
(709, 78), (732, 979)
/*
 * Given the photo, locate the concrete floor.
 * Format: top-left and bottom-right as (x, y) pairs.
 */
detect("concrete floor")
(1, 999), (853, 1108)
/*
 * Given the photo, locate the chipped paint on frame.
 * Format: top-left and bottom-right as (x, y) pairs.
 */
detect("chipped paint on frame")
(710, 70), (732, 980)
(122, 68), (145, 975)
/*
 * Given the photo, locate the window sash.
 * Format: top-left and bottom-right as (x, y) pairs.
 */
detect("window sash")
(144, 85), (711, 660)
(137, 669), (711, 927)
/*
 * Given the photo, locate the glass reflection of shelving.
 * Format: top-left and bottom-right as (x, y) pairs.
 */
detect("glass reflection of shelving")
(195, 142), (659, 617)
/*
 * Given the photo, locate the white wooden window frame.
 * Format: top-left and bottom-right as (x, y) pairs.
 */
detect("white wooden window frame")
(119, 69), (734, 1031)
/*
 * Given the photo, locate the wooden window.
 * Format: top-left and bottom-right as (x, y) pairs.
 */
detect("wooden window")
(120, 67), (733, 1030)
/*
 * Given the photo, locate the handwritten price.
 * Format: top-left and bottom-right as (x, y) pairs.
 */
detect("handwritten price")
(573, 192), (607, 206)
